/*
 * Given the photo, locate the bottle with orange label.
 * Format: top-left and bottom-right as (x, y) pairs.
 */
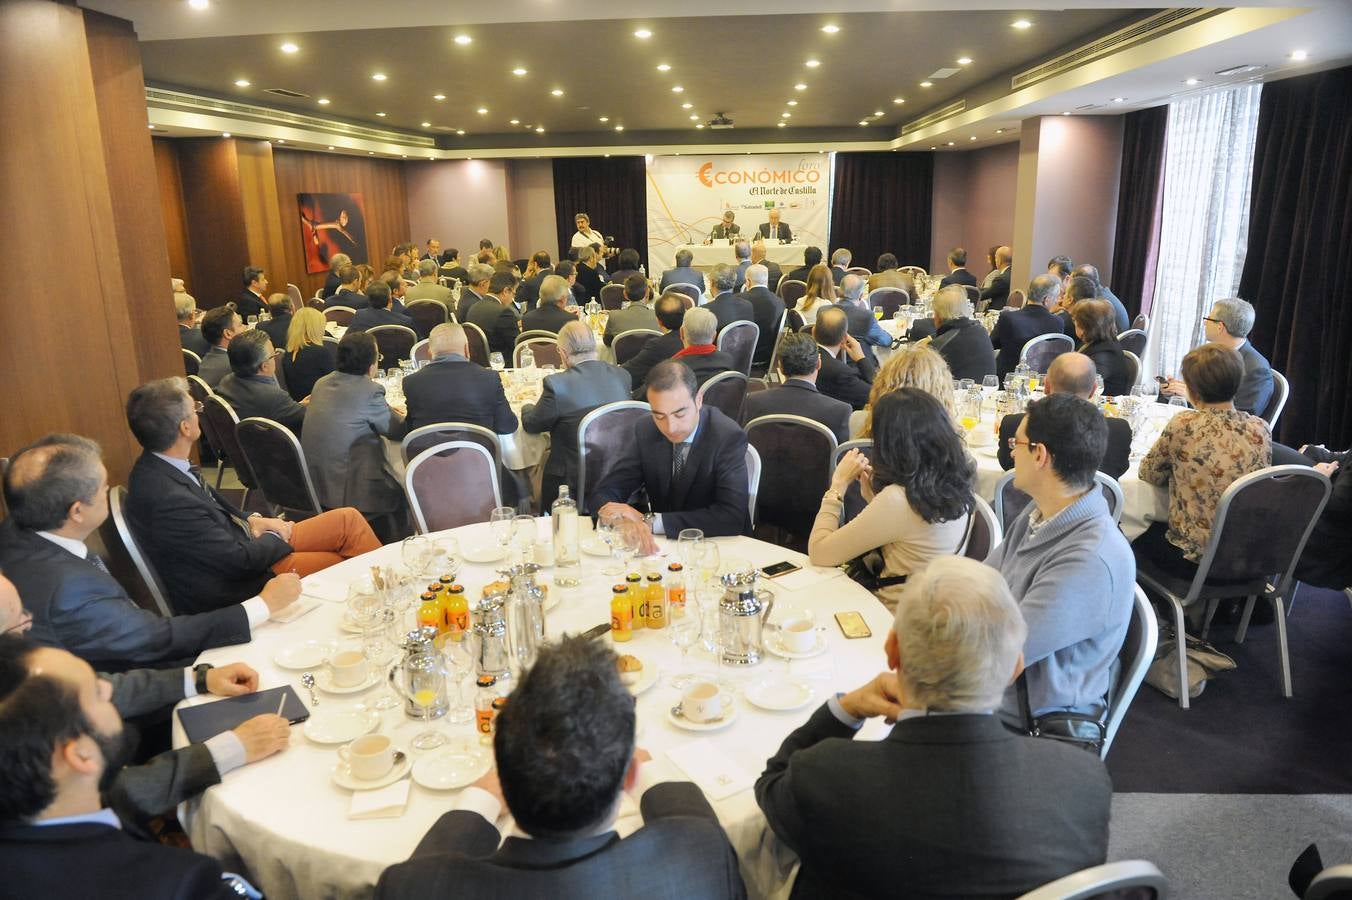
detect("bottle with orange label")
(443, 584), (469, 640)
(646, 573), (666, 628)
(626, 573), (646, 630)
(610, 584), (633, 641)
(666, 562), (686, 618)
(475, 674), (500, 745)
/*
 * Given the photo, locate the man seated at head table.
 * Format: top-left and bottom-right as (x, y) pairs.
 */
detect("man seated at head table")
(756, 208), (793, 243)
(375, 635), (746, 899)
(592, 360), (751, 550)
(124, 377), (381, 615)
(756, 557), (1112, 899)
(401, 323), (517, 436)
(705, 209), (741, 242)
(215, 329), (307, 436)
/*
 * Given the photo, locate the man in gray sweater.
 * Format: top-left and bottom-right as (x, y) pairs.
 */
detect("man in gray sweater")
(986, 394), (1135, 727)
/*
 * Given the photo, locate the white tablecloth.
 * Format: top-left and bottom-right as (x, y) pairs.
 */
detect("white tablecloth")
(677, 243), (805, 269)
(175, 525), (894, 900)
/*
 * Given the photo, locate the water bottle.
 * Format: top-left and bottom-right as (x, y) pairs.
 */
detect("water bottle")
(551, 486), (582, 588)
(639, 263), (646, 277)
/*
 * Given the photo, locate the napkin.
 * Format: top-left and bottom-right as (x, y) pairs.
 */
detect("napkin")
(301, 580), (347, 604)
(349, 780), (411, 819)
(268, 598), (319, 625)
(772, 567), (839, 593)
(666, 739), (756, 801)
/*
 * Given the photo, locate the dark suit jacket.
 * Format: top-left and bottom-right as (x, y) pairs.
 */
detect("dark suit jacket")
(258, 313), (292, 350)
(830, 265), (848, 286)
(602, 303), (660, 345)
(349, 306), (414, 333)
(281, 342), (336, 402)
(523, 360), (633, 494)
(1081, 338), (1132, 396)
(991, 304), (1065, 379)
(232, 289), (266, 319)
(785, 265), (813, 285)
(179, 325), (209, 357)
(374, 782), (745, 900)
(623, 330), (683, 394)
(908, 318), (938, 343)
(659, 266), (704, 292)
(455, 288), (489, 325)
(708, 222), (742, 240)
(466, 298), (521, 357)
(608, 268), (643, 286)
(832, 300), (889, 366)
(521, 303), (578, 335)
(998, 412), (1132, 480)
(745, 379), (851, 443)
(738, 286), (785, 369)
(515, 272), (549, 311)
(668, 348), (736, 392)
(1100, 285), (1130, 333)
(756, 222), (793, 242)
(575, 263), (605, 302)
(322, 271), (342, 298)
(402, 355), (518, 436)
(755, 707), (1112, 900)
(441, 263), (471, 285)
(815, 348), (875, 410)
(1235, 340), (1275, 416)
(757, 260), (784, 292)
(939, 267), (978, 288)
(302, 372), (405, 514)
(324, 288), (368, 310)
(979, 267), (1011, 309)
(704, 292), (755, 334)
(126, 452), (291, 614)
(197, 347), (231, 389)
(590, 406), (751, 537)
(931, 317), (997, 382)
(1297, 448), (1352, 589)
(215, 373), (306, 435)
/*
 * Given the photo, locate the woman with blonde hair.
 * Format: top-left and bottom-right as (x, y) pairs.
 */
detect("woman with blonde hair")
(797, 263), (836, 325)
(494, 245), (510, 264)
(851, 344), (956, 438)
(281, 307), (336, 401)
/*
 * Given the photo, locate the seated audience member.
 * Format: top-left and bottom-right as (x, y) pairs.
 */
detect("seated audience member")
(524, 322), (633, 506)
(215, 330), (306, 435)
(405, 259), (453, 308)
(731, 240), (753, 289)
(756, 557), (1111, 898)
(324, 264), (367, 310)
(197, 306), (243, 389)
(979, 245), (1013, 309)
(785, 246), (823, 285)
(125, 377), (380, 613)
(869, 252), (907, 291)
(233, 266), (268, 319)
(938, 247), (977, 288)
(1072, 299), (1131, 396)
(623, 294), (686, 392)
(809, 390), (975, 609)
(1161, 297), (1274, 416)
(456, 263), (497, 325)
(669, 307), (735, 390)
(980, 246), (1002, 290)
(281, 307), (336, 402)
(1136, 344), (1271, 580)
(574, 246), (606, 303)
(1071, 263), (1130, 333)
(991, 274), (1066, 379)
(592, 361), (750, 541)
(374, 636), (746, 899)
(829, 248), (852, 285)
(853, 344), (956, 438)
(355, 263), (377, 295)
(349, 281), (414, 333)
(322, 252), (351, 298)
(603, 275), (659, 345)
(379, 269), (410, 315)
(467, 271), (522, 358)
(735, 264), (785, 370)
(1047, 255), (1074, 285)
(988, 394), (1135, 734)
(745, 333), (851, 443)
(440, 248), (470, 285)
(704, 263), (754, 333)
(796, 263), (836, 326)
(516, 251), (553, 310)
(749, 243), (783, 294)
(812, 306), (875, 410)
(1056, 275), (1098, 337)
(302, 332), (409, 542)
(0, 635), (272, 899)
(0, 436), (297, 669)
(175, 293), (208, 357)
(927, 285), (996, 381)
(834, 274), (894, 366)
(607, 248), (643, 285)
(658, 248), (703, 293)
(402, 324), (517, 436)
(1295, 446), (1351, 590)
(520, 274), (579, 335)
(258, 293), (294, 350)
(997, 353), (1131, 479)
(555, 260), (588, 307)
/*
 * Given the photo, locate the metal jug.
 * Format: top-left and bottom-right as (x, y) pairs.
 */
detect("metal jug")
(472, 591), (513, 683)
(718, 564), (775, 666)
(388, 626), (448, 719)
(502, 562), (547, 675)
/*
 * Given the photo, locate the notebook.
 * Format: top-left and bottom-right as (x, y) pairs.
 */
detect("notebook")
(177, 685), (309, 745)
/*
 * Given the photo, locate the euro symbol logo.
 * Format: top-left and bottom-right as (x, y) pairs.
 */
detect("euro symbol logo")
(698, 162), (713, 187)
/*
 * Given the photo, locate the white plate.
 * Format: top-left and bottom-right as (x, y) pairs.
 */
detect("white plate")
(666, 701), (739, 732)
(305, 707), (381, 744)
(338, 613), (368, 634)
(463, 543), (508, 564)
(273, 640), (336, 670)
(744, 678), (814, 712)
(621, 660), (660, 696)
(313, 668), (384, 695)
(580, 538), (611, 557)
(764, 630), (829, 660)
(330, 753), (411, 791)
(411, 744), (492, 791)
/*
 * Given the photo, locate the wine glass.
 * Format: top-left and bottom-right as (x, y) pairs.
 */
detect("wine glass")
(872, 305), (884, 320)
(982, 375), (999, 394)
(489, 506), (515, 551)
(438, 536), (462, 582)
(363, 609), (401, 711)
(407, 663), (447, 750)
(441, 636), (475, 724)
(598, 511), (624, 576)
(1141, 378), (1159, 403)
(1095, 375), (1106, 398)
(401, 536), (432, 577)
(614, 519), (642, 574)
(489, 352), (506, 372)
(512, 514), (537, 560)
(677, 528), (704, 573)
(247, 314), (259, 328)
(691, 539), (721, 599)
(346, 578), (381, 630)
(668, 608), (701, 689)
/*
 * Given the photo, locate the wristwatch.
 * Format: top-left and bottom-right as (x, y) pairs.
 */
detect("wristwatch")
(194, 663), (214, 696)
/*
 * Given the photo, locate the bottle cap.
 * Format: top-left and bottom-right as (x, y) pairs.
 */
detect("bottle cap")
(612, 584), (628, 593)
(476, 674), (497, 687)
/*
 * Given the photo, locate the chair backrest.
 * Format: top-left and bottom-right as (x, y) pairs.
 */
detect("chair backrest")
(404, 299), (448, 340)
(105, 485), (174, 617)
(1261, 369), (1289, 429)
(962, 284), (982, 304)
(962, 496), (1002, 561)
(400, 422), (503, 469)
(514, 337), (563, 369)
(182, 348), (200, 376)
(780, 279), (807, 307)
(516, 329), (561, 344)
(235, 417), (323, 518)
(202, 394), (259, 489)
(1014, 860), (1167, 900)
(668, 283), (700, 308)
(746, 414), (839, 538)
(992, 471), (1033, 533)
(286, 283), (303, 307)
(404, 441), (503, 534)
(1307, 863), (1352, 900)
(312, 287), (325, 301)
(866, 287), (909, 318)
(599, 283), (626, 310)
(716, 320), (759, 376)
(1007, 289), (1026, 309)
(576, 401), (651, 514)
(832, 439), (874, 524)
(412, 338), (432, 363)
(367, 324), (418, 368)
(696, 371), (749, 425)
(745, 443), (762, 528)
(324, 306), (357, 326)
(1101, 586), (1159, 758)
(1116, 328), (1147, 357)
(846, 266), (872, 278)
(186, 373), (213, 402)
(899, 266), (928, 278)
(1095, 471), (1125, 525)
(613, 328), (661, 365)
(462, 321), (491, 366)
(1120, 351), (1142, 390)
(1131, 312), (1150, 332)
(1020, 332), (1075, 374)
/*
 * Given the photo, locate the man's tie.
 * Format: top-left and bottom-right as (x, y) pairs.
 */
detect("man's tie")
(672, 443), (690, 484)
(187, 464), (207, 493)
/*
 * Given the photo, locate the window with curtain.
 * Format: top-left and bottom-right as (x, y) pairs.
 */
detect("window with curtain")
(1147, 84), (1262, 380)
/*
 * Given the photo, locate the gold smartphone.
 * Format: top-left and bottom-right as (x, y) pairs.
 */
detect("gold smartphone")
(834, 611), (872, 639)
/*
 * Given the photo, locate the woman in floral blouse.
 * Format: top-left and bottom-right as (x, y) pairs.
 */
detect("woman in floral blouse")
(1135, 343), (1271, 579)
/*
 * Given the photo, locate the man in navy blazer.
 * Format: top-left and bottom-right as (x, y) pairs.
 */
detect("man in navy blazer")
(991, 274), (1067, 379)
(745, 333), (852, 443)
(812, 307), (875, 410)
(622, 294), (686, 394)
(658, 248), (703, 293)
(348, 281), (413, 333)
(735, 264), (785, 372)
(1161, 297), (1274, 416)
(980, 245), (1013, 310)
(520, 274), (581, 334)
(939, 247), (979, 288)
(324, 264), (368, 310)
(232, 266), (268, 319)
(702, 263), (755, 333)
(400, 324), (518, 436)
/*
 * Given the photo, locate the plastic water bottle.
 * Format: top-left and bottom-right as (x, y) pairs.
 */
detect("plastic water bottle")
(551, 486), (582, 588)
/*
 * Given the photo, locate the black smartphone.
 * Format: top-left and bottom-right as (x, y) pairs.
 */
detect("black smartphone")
(760, 561), (802, 579)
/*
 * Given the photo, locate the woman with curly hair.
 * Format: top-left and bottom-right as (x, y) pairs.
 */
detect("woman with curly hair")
(851, 344), (957, 438)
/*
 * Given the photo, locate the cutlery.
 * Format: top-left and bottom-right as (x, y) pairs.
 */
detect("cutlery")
(300, 672), (319, 707)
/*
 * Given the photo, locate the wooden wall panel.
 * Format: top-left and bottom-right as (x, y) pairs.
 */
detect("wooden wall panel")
(236, 139), (290, 294)
(153, 138), (193, 288)
(272, 148), (410, 299)
(177, 138), (249, 308)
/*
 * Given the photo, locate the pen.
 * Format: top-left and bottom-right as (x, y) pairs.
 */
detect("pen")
(277, 694), (287, 717)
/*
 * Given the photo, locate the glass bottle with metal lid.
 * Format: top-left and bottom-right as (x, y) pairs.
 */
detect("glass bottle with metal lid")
(718, 561), (775, 666)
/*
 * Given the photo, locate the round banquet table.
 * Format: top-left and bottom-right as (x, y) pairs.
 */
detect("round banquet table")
(174, 523), (895, 900)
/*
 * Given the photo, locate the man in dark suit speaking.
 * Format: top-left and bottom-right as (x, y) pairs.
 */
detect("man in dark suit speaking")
(705, 210), (741, 242)
(755, 556), (1112, 899)
(755, 208), (793, 243)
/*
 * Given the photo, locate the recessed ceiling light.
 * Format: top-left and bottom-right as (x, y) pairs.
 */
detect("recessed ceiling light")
(777, 122), (787, 128)
(599, 116), (609, 122)
(1061, 111), (1071, 116)
(920, 81), (933, 88)
(781, 112), (791, 118)
(512, 68), (527, 76)
(327, 145), (334, 150)
(671, 85), (684, 93)
(188, 0), (209, 8)
(821, 24), (839, 34)
(148, 124), (155, 129)
(280, 42), (298, 53)
(873, 110), (884, 116)
(947, 141), (955, 146)
(421, 121), (431, 127)
(454, 34), (472, 45)
(657, 63), (671, 72)
(893, 97), (905, 104)
(957, 57), (973, 65)
(695, 123), (705, 129)
(634, 28), (652, 39)
(368, 151), (374, 155)
(787, 100), (798, 107)
(476, 107), (488, 114)
(221, 132), (231, 138)
(681, 102), (692, 109)
(1112, 96), (1126, 103)
(1290, 49), (1308, 61)
(376, 112), (386, 117)
(535, 127), (545, 134)
(1185, 77), (1200, 85)
(995, 128), (1005, 134)
(234, 79), (250, 87)
(371, 72), (386, 81)
(317, 97), (330, 105)
(615, 125), (624, 131)
(510, 118), (520, 125)
(930, 146), (937, 150)
(858, 120), (869, 126)
(969, 136), (976, 141)
(690, 115), (699, 120)
(794, 83), (807, 91)
(277, 139), (285, 143)
(1011, 19), (1031, 30)
(433, 94), (446, 101)
(805, 59), (820, 68)
(456, 129), (465, 135)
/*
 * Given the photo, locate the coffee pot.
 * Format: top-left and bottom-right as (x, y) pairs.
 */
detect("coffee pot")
(718, 562), (775, 666)
(389, 626), (448, 719)
(472, 591), (513, 684)
(501, 561), (547, 675)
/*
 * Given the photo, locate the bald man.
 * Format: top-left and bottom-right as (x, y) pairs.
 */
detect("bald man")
(401, 323), (517, 435)
(980, 245), (1013, 310)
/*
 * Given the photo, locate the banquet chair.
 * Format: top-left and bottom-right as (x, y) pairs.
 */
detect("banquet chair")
(832, 439), (874, 525)
(462, 321), (491, 367)
(716, 320), (759, 377)
(751, 309), (788, 378)
(307, 298), (326, 311)
(186, 375), (224, 484)
(404, 441), (502, 534)
(400, 422), (502, 469)
(962, 284), (982, 305)
(235, 417), (323, 520)
(866, 287), (908, 319)
(1135, 465), (1331, 708)
(1015, 860), (1167, 900)
(1117, 328), (1147, 357)
(576, 401), (651, 515)
(1131, 312), (1150, 332)
(1020, 333), (1074, 374)
(1122, 351), (1142, 390)
(404, 299), (448, 340)
(324, 306), (357, 327)
(962, 496), (1001, 561)
(1101, 586), (1159, 758)
(514, 337), (563, 369)
(286, 283), (303, 308)
(697, 371), (749, 425)
(1096, 472), (1125, 525)
(745, 444), (762, 528)
(411, 339), (432, 364)
(668, 283), (700, 308)
(612, 329), (660, 365)
(183, 348), (200, 376)
(1306, 863), (1352, 900)
(780, 280), (808, 308)
(993, 471), (1123, 530)
(105, 485), (174, 618)
(1007, 290), (1026, 310)
(1261, 369), (1290, 430)
(599, 283), (626, 310)
(846, 266), (872, 279)
(202, 394), (260, 509)
(367, 325), (418, 368)
(516, 329), (560, 344)
(746, 414), (838, 543)
(899, 266), (928, 279)
(312, 288), (325, 302)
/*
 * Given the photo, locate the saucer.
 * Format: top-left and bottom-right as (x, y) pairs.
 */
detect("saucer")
(744, 678), (814, 712)
(338, 613), (371, 634)
(622, 661), (660, 696)
(330, 753), (411, 791)
(304, 707), (381, 744)
(580, 538), (611, 557)
(462, 543), (508, 564)
(273, 640), (336, 670)
(313, 668), (384, 694)
(411, 744), (492, 791)
(764, 630), (828, 660)
(667, 701), (739, 732)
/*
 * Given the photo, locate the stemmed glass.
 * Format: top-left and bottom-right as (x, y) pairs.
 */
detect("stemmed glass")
(437, 537), (462, 582)
(598, 511), (624, 576)
(512, 514), (536, 562)
(363, 609), (402, 711)
(401, 536), (433, 578)
(613, 518), (641, 575)
(982, 375), (999, 394)
(668, 607), (701, 689)
(489, 507), (515, 553)
(489, 352), (506, 372)
(346, 578), (381, 630)
(407, 663), (447, 751)
(442, 636), (475, 724)
(691, 539), (721, 599)
(677, 528), (704, 593)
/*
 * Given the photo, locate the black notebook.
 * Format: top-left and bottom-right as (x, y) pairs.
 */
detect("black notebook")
(177, 685), (309, 745)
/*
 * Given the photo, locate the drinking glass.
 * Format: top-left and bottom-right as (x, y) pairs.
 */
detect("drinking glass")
(872, 305), (884, 320)
(1141, 378), (1159, 402)
(512, 514), (536, 561)
(982, 375), (999, 393)
(489, 352), (506, 372)
(489, 506), (516, 550)
(519, 347), (536, 369)
(346, 578), (381, 630)
(677, 528), (704, 569)
(363, 609), (401, 711)
(441, 636), (474, 724)
(408, 664), (447, 750)
(401, 536), (433, 577)
(613, 518), (641, 575)
(437, 536), (462, 582)
(959, 378), (975, 394)
(597, 512), (622, 576)
(691, 539), (721, 600)
(1169, 395), (1189, 408)
(247, 315), (259, 327)
(668, 609), (701, 688)
(1094, 375), (1105, 397)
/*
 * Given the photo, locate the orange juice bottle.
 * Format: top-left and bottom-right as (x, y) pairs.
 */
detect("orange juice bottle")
(444, 584), (469, 640)
(627, 573), (646, 630)
(416, 591), (443, 631)
(475, 675), (499, 745)
(667, 563), (686, 618)
(610, 584), (633, 641)
(646, 573), (666, 628)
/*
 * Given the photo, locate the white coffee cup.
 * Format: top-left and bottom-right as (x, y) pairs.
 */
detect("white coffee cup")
(329, 649), (368, 688)
(681, 681), (728, 723)
(339, 734), (395, 781)
(780, 616), (818, 653)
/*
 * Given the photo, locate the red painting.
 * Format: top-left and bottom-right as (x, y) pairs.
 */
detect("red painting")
(297, 192), (369, 274)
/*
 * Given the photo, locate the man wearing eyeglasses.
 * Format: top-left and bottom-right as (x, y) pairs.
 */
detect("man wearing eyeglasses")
(1160, 297), (1274, 416)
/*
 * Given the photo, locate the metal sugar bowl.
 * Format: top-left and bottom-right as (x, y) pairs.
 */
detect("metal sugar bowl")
(718, 562), (775, 666)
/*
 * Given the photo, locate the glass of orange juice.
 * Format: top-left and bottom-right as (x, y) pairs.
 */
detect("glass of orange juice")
(408, 665), (446, 750)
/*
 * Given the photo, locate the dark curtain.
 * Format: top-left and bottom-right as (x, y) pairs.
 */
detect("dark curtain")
(1239, 65), (1352, 448)
(829, 152), (933, 271)
(1110, 105), (1168, 318)
(552, 156), (647, 267)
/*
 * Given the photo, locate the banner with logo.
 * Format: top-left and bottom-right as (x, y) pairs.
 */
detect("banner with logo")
(644, 153), (831, 274)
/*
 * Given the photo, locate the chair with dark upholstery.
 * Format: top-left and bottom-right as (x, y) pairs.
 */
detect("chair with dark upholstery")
(846, 266), (872, 279)
(367, 325), (418, 367)
(576, 401), (651, 515)
(516, 329), (562, 344)
(1121, 351), (1142, 390)
(186, 375), (224, 485)
(202, 394), (260, 507)
(746, 414), (838, 542)
(324, 306), (357, 326)
(1306, 863), (1352, 900)
(1006, 289), (1026, 310)
(992, 471), (1033, 534)
(404, 441), (503, 534)
(1131, 312), (1150, 332)
(962, 496), (1001, 562)
(600, 283), (626, 310)
(716, 320), (759, 377)
(1117, 328), (1147, 357)
(513, 337), (563, 369)
(1015, 860), (1167, 900)
(235, 417), (323, 519)
(404, 299), (448, 340)
(1020, 332), (1075, 374)
(183, 348), (200, 376)
(899, 266), (927, 279)
(962, 284), (982, 305)
(400, 422), (502, 468)
(1101, 586), (1158, 758)
(831, 439), (874, 525)
(779, 280), (807, 308)
(696, 371), (749, 425)
(462, 321), (491, 367)
(745, 444), (762, 528)
(286, 283), (303, 307)
(105, 485), (174, 617)
(412, 339), (432, 364)
(1261, 369), (1290, 430)
(865, 287), (909, 319)
(613, 329), (661, 365)
(667, 283), (700, 308)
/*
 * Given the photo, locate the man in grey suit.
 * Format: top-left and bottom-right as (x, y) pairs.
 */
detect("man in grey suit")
(658, 248), (703, 293)
(745, 333), (851, 442)
(375, 635), (746, 900)
(755, 208), (793, 243)
(197, 306), (243, 389)
(1161, 297), (1274, 416)
(523, 322), (633, 506)
(736, 263), (785, 372)
(214, 330), (307, 435)
(756, 557), (1112, 899)
(456, 263), (497, 325)
(603, 275), (660, 346)
(731, 239), (753, 289)
(405, 259), (454, 308)
(703, 263), (754, 333)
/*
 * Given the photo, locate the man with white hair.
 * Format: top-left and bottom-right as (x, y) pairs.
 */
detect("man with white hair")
(756, 556), (1111, 898)
(703, 263), (754, 333)
(829, 247), (852, 286)
(523, 321), (632, 505)
(833, 274), (893, 366)
(455, 262), (496, 325)
(175, 292), (208, 356)
(1161, 296), (1274, 415)
(521, 274), (580, 335)
(670, 306), (736, 389)
(405, 259), (454, 308)
(322, 252), (351, 298)
(401, 323), (517, 435)
(749, 242), (783, 293)
(928, 284), (996, 381)
(734, 263), (784, 372)
(991, 273), (1065, 379)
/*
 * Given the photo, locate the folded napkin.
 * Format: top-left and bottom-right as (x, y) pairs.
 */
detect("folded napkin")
(666, 739), (756, 801)
(772, 567), (839, 593)
(301, 580), (347, 604)
(268, 598), (319, 625)
(349, 779), (410, 820)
